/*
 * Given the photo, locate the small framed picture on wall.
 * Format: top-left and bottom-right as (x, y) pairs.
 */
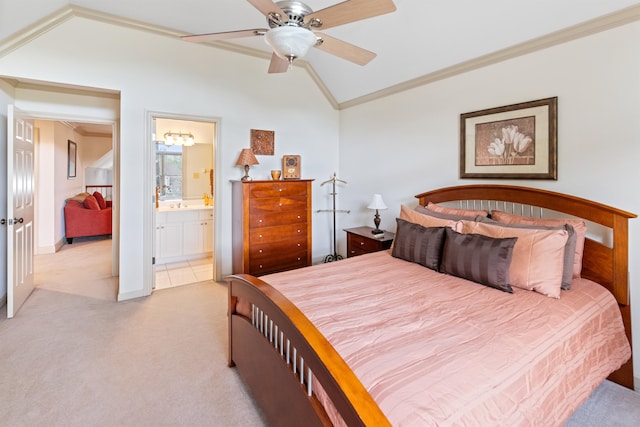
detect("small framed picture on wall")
(67, 140), (77, 179)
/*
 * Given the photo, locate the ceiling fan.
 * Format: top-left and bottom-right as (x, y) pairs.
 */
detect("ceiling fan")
(181, 0), (396, 73)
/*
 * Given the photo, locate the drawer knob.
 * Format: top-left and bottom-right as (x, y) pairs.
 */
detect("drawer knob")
(297, 243), (301, 247)
(297, 215), (301, 219)
(279, 188), (282, 192)
(259, 264), (263, 268)
(297, 229), (301, 233)
(258, 219), (263, 223)
(297, 257), (301, 261)
(360, 242), (365, 246)
(259, 249), (263, 253)
(259, 234), (263, 238)
(279, 203), (282, 207)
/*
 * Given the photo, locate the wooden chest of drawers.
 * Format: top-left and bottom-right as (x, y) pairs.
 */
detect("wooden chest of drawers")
(231, 180), (313, 276)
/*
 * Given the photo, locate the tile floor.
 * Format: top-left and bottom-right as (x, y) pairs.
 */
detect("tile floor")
(154, 256), (214, 290)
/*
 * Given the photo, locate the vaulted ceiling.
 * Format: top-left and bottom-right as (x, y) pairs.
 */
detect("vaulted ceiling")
(2, 0), (640, 108)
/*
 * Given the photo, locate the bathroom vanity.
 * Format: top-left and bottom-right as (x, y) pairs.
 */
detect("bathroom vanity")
(155, 204), (213, 264)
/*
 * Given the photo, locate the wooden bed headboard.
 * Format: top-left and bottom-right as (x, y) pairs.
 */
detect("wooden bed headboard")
(415, 184), (636, 388)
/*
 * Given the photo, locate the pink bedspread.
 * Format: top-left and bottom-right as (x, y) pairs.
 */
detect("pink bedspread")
(261, 250), (631, 426)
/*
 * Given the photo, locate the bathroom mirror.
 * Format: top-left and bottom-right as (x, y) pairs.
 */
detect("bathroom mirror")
(154, 118), (215, 201)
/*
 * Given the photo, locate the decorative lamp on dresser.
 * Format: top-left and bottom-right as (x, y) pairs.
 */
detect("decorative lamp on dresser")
(231, 179), (313, 276)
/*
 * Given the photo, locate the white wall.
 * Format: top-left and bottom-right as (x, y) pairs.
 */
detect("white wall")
(0, 15), (339, 300)
(338, 21), (640, 379)
(34, 120), (57, 253)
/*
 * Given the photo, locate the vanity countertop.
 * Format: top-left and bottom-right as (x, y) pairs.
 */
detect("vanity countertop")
(156, 204), (213, 212)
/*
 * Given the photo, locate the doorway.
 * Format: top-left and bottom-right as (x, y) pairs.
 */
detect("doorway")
(151, 116), (216, 291)
(34, 119), (118, 300)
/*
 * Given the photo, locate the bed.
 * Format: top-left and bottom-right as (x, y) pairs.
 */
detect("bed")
(225, 185), (635, 426)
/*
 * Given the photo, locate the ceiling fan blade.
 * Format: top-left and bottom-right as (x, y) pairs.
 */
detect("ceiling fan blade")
(181, 29), (267, 43)
(247, 0), (289, 22)
(305, 0), (396, 30)
(268, 52), (290, 73)
(314, 32), (376, 66)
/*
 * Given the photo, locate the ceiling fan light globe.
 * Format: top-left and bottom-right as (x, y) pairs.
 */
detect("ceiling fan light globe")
(265, 26), (317, 62)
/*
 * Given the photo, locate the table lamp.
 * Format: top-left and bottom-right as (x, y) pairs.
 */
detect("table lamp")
(367, 194), (388, 235)
(236, 148), (259, 181)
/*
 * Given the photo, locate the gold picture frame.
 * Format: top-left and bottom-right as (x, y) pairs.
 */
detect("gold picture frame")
(460, 97), (557, 179)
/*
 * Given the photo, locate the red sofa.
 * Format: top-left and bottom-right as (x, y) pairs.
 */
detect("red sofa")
(64, 194), (112, 244)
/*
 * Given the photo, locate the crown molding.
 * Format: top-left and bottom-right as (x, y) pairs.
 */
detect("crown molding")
(339, 4), (640, 109)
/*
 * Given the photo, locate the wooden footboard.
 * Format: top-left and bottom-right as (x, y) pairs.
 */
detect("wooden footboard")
(226, 274), (391, 427)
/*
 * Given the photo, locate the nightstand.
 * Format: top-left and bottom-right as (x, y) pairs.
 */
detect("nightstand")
(344, 226), (395, 258)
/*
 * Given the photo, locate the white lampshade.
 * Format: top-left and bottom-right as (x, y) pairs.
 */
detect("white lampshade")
(265, 26), (317, 62)
(367, 194), (388, 210)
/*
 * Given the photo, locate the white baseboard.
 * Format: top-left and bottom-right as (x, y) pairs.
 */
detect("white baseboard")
(117, 289), (146, 301)
(36, 238), (65, 254)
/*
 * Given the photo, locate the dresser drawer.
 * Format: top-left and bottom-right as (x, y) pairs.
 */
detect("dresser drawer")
(249, 196), (307, 228)
(249, 182), (308, 198)
(250, 224), (307, 244)
(347, 232), (384, 252)
(249, 238), (307, 262)
(250, 249), (308, 276)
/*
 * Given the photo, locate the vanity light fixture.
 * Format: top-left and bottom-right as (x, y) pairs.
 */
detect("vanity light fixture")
(164, 131), (195, 146)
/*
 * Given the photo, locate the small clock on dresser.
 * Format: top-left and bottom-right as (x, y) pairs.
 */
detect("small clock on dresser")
(282, 155), (301, 179)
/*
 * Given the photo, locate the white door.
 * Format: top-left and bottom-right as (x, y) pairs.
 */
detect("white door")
(6, 105), (35, 318)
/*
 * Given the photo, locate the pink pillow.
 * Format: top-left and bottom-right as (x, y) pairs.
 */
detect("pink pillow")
(459, 220), (569, 298)
(400, 205), (460, 230)
(93, 191), (107, 209)
(490, 210), (587, 278)
(83, 195), (101, 210)
(426, 202), (489, 219)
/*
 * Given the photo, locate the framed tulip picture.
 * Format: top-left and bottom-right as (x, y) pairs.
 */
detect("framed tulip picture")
(459, 97), (557, 179)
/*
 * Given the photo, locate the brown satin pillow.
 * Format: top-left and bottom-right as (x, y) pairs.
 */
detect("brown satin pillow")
(440, 228), (516, 293)
(391, 218), (446, 271)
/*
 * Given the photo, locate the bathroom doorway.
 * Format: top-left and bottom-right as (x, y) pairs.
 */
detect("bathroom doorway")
(151, 116), (216, 291)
